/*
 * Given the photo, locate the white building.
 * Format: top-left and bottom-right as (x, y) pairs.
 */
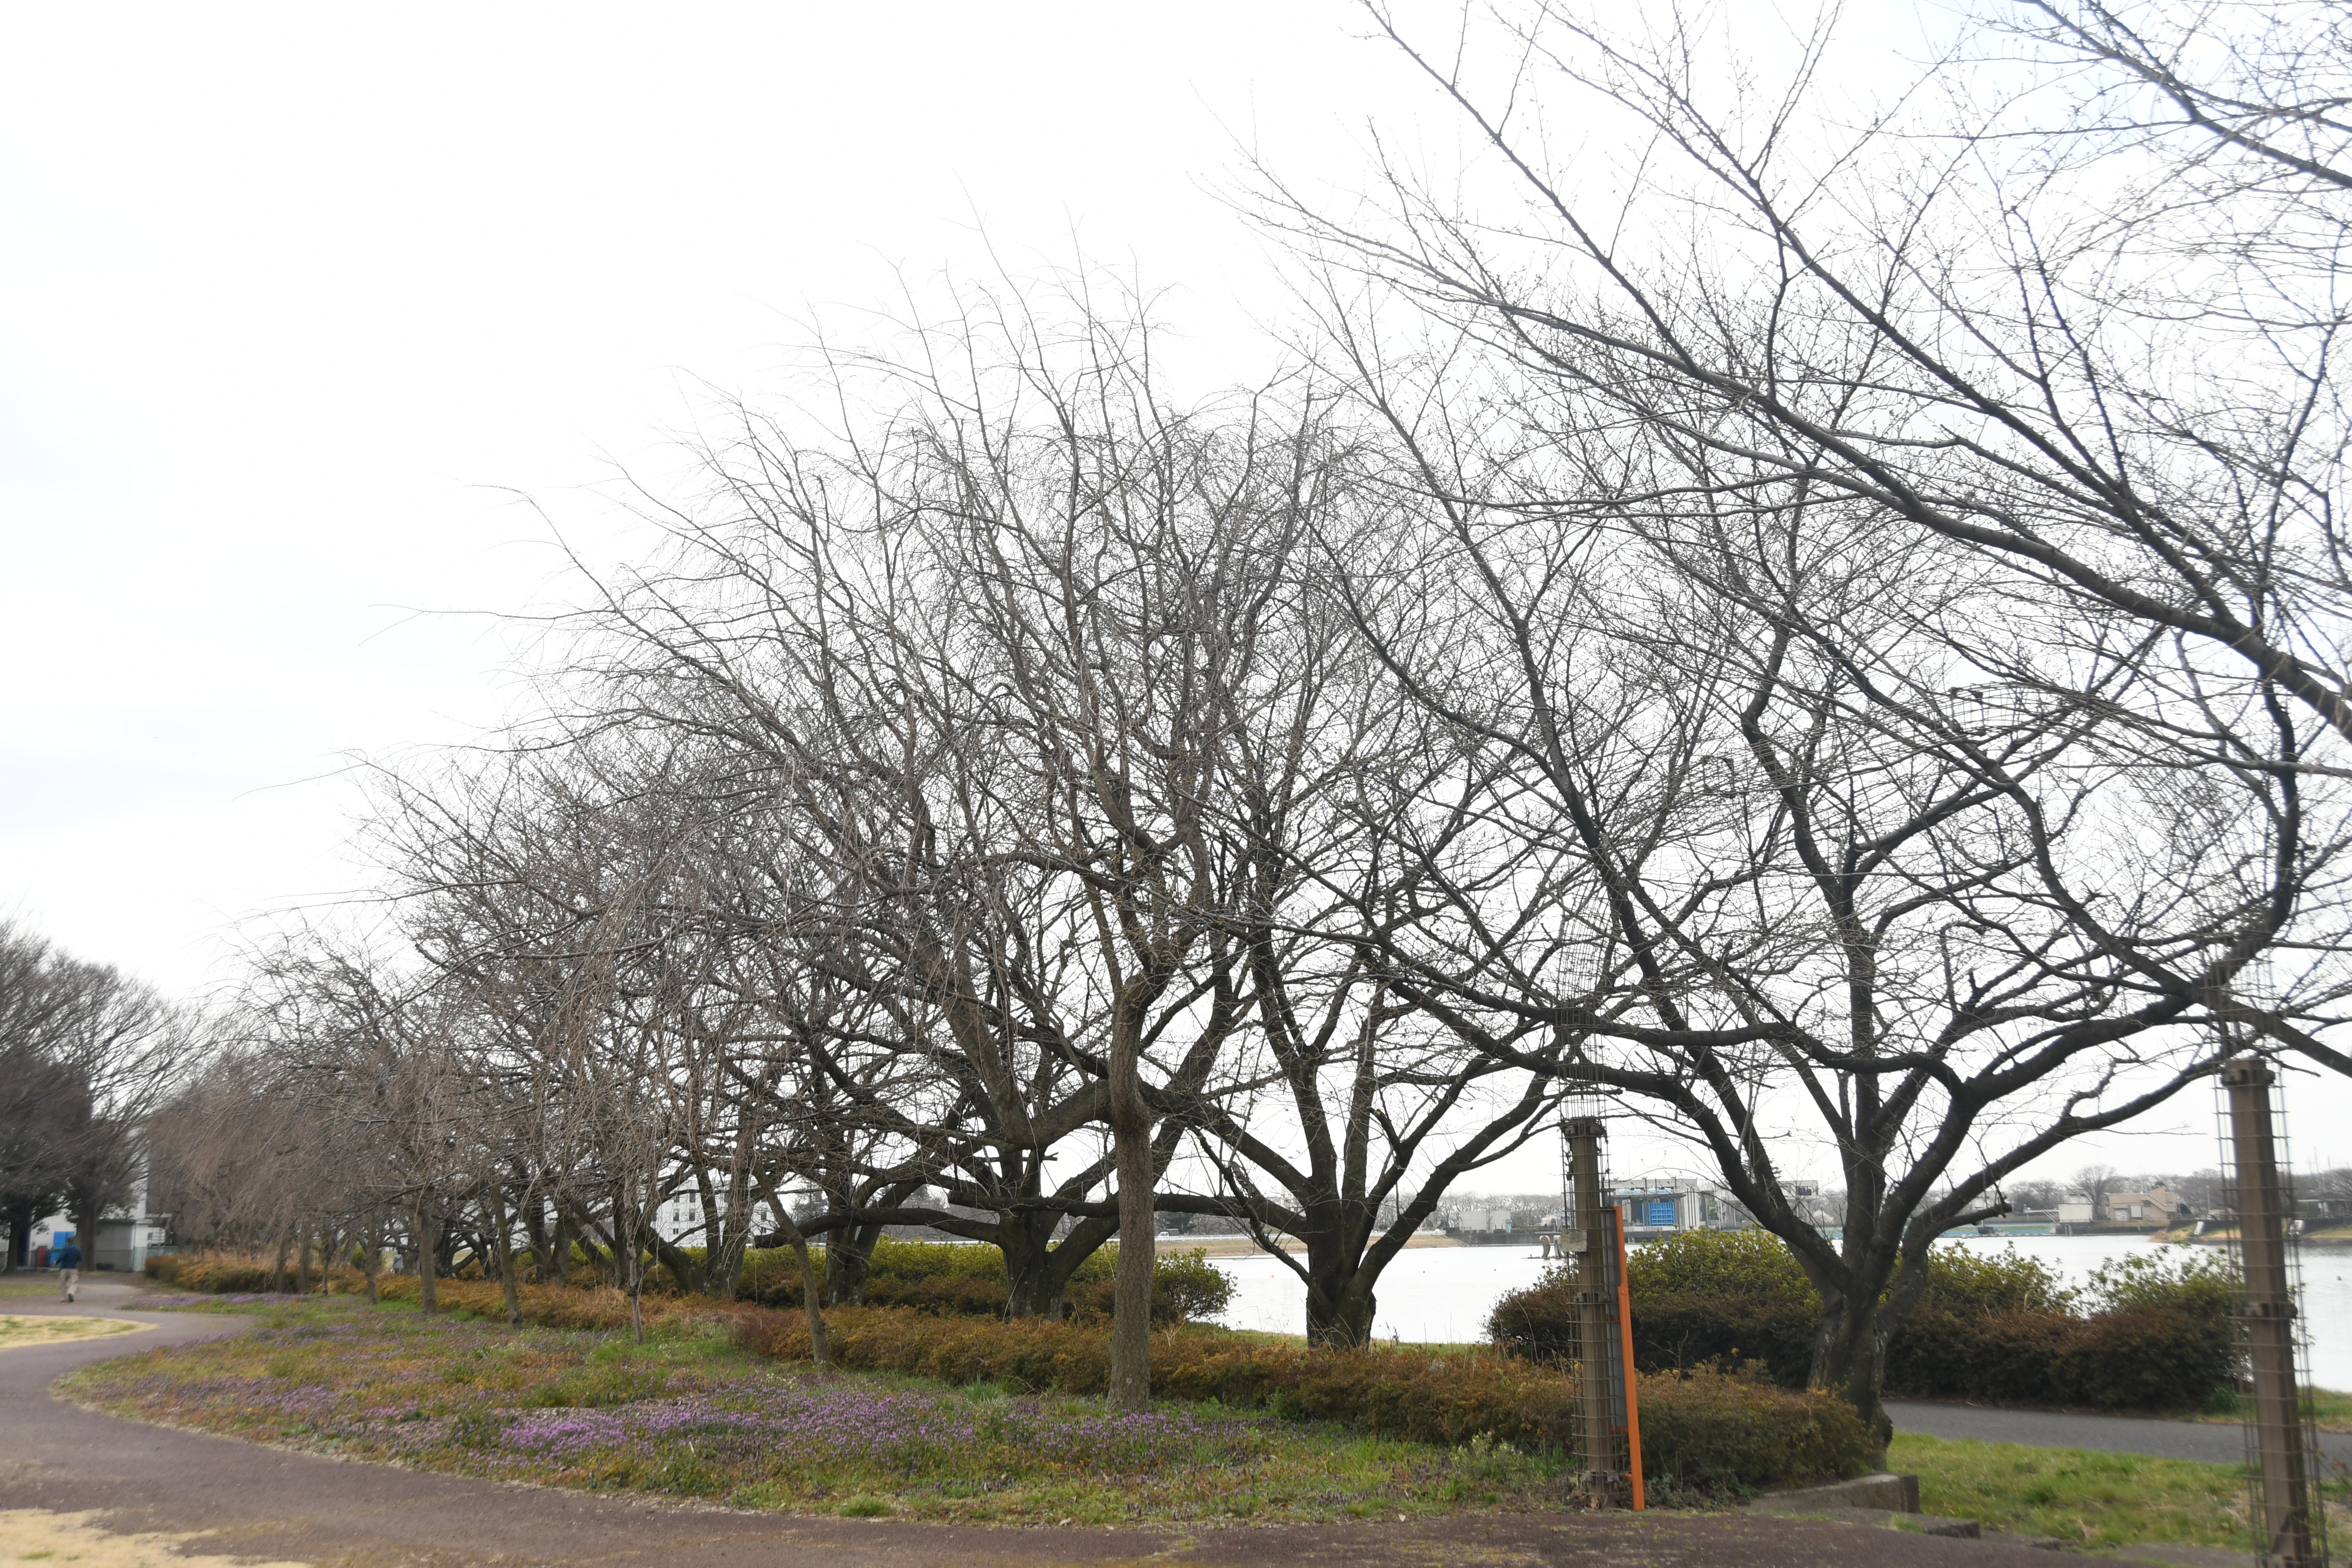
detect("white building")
(23, 1173), (169, 1273)
(1615, 1181), (1744, 1234)
(651, 1186), (796, 1246)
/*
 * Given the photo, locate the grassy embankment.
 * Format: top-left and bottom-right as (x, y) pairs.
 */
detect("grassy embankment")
(65, 1294), (1565, 1526)
(1893, 1432), (2352, 1554)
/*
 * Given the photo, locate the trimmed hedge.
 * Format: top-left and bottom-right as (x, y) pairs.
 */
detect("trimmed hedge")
(692, 1239), (1233, 1323)
(733, 1304), (1871, 1489)
(1488, 1230), (2238, 1412)
(149, 1239), (1235, 1326)
(146, 1253), (279, 1293)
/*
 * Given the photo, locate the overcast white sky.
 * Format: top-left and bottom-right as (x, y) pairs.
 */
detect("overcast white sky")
(4, 2), (2338, 1193)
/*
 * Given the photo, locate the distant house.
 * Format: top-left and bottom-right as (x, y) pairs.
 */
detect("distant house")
(2104, 1186), (2189, 1224)
(24, 1172), (169, 1272)
(651, 1186), (794, 1246)
(2055, 1187), (2189, 1229)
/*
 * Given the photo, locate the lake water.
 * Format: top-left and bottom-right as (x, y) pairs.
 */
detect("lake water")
(1211, 1233), (2352, 1390)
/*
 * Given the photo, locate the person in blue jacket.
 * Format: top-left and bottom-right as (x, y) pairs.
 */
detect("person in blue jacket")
(53, 1236), (82, 1302)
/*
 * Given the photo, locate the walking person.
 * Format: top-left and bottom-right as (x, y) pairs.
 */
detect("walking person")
(54, 1236), (82, 1303)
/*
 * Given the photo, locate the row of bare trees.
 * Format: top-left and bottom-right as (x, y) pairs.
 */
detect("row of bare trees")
(139, 0), (2352, 1446)
(150, 301), (1577, 1391)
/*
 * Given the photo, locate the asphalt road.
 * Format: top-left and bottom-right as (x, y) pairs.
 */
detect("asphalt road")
(0, 1277), (2138, 1567)
(1889, 1398), (2352, 1468)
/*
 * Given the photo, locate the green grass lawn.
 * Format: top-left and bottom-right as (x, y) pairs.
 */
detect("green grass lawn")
(1890, 1433), (2292, 1552)
(0, 1314), (146, 1349)
(2193, 1383), (2352, 1432)
(64, 1296), (1569, 1526)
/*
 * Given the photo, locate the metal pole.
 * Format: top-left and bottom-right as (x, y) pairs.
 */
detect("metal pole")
(2224, 1059), (2322, 1568)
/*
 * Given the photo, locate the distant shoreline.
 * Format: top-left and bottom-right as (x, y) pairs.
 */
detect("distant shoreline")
(1154, 1233), (1467, 1258)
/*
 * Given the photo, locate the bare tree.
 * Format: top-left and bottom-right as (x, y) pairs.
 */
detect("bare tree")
(1233, 0), (2352, 1440)
(1287, 0), (2352, 764)
(1269, 293), (2347, 1439)
(552, 283), (1372, 1406)
(2072, 1163), (2123, 1219)
(0, 923), (189, 1269)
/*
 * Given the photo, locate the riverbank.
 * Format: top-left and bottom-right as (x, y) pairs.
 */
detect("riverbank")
(1154, 1234), (1465, 1258)
(2151, 1224), (2352, 1247)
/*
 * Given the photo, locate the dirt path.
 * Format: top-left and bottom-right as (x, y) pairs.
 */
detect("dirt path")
(0, 1279), (2069, 1567)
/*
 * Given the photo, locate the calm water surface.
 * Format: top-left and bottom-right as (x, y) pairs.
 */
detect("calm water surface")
(1210, 1232), (2352, 1388)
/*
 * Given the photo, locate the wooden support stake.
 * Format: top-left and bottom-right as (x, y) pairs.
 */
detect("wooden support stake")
(1614, 1204), (1644, 1512)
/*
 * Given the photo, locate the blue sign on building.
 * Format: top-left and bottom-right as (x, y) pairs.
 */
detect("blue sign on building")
(1644, 1199), (1676, 1228)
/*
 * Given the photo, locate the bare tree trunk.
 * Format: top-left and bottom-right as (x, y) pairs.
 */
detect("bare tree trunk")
(790, 1235), (830, 1366)
(521, 1196), (553, 1285)
(705, 1183), (754, 1303)
(486, 1188), (521, 1326)
(753, 1179), (830, 1366)
(623, 1186), (648, 1345)
(998, 1210), (1119, 1320)
(1302, 1246), (1377, 1348)
(415, 1201), (440, 1314)
(269, 1229), (290, 1294)
(361, 1220), (381, 1304)
(1106, 1001), (1157, 1411)
(1001, 1215), (1066, 1318)
(294, 1230), (312, 1296)
(1809, 1299), (1895, 1459)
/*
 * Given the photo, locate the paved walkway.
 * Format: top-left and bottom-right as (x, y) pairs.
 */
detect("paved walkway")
(0, 1277), (2077, 1568)
(1889, 1397), (2352, 1467)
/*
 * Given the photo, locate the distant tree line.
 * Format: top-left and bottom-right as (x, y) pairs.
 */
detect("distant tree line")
(0, 923), (186, 1269)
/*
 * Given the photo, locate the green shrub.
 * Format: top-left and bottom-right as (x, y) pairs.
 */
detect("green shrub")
(1637, 1366), (1878, 1491)
(1491, 1230), (1820, 1386)
(732, 1239), (1230, 1323)
(1632, 1228), (1821, 1386)
(2080, 1249), (2235, 1318)
(1483, 1277), (1580, 1365)
(730, 1304), (1870, 1489)
(1631, 1227), (1821, 1302)
(1913, 1245), (2072, 1315)
(1490, 1230), (2240, 1413)
(155, 1236), (1234, 1325)
(2062, 1304), (2238, 1409)
(1880, 1306), (2070, 1404)
(1627, 1290), (1823, 1388)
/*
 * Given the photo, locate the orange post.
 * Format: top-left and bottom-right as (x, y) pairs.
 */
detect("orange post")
(1614, 1206), (1645, 1510)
